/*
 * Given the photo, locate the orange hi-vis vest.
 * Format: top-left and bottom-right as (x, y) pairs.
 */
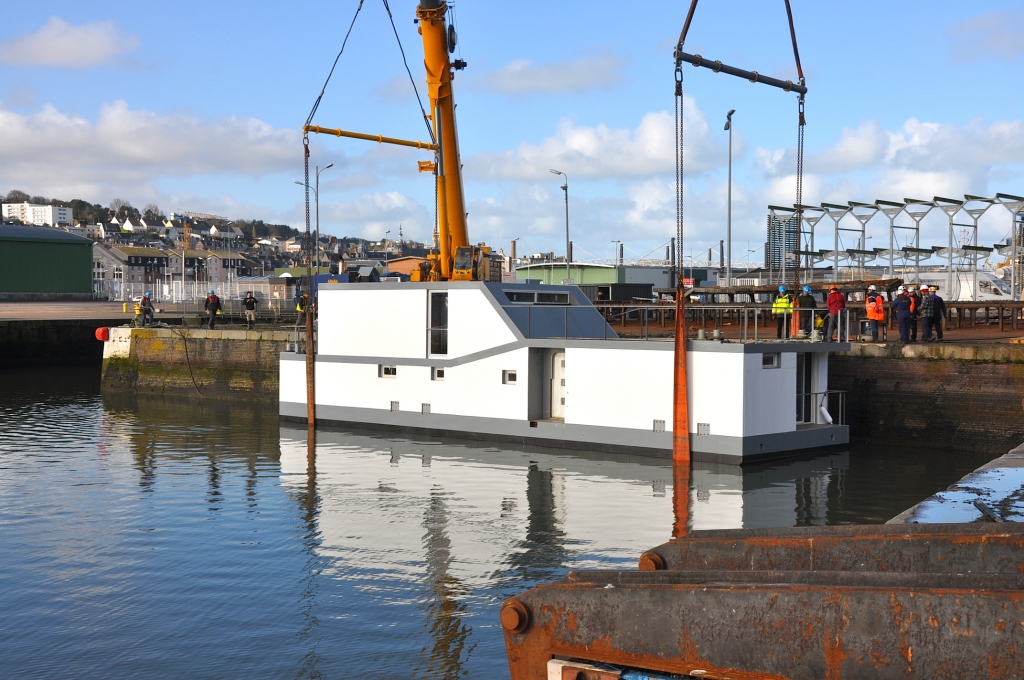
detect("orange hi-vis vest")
(866, 293), (885, 321)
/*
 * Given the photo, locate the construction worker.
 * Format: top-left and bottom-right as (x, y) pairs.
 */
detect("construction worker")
(204, 289), (221, 330)
(295, 292), (310, 329)
(890, 285), (914, 343)
(865, 284), (885, 342)
(930, 285), (946, 342)
(908, 285), (922, 342)
(825, 285), (846, 342)
(772, 285), (793, 339)
(243, 291), (259, 330)
(139, 291), (155, 327)
(917, 284), (935, 342)
(797, 285), (816, 335)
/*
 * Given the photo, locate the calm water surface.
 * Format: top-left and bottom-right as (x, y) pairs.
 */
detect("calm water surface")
(0, 367), (1002, 678)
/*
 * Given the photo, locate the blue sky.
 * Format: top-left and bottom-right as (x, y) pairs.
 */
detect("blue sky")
(3, 1), (1024, 265)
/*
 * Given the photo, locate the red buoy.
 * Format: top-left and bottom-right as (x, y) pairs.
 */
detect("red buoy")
(95, 327), (110, 342)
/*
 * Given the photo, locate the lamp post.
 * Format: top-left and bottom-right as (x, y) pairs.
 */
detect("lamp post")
(611, 239), (621, 266)
(294, 161), (333, 275)
(550, 169), (571, 284)
(724, 109), (735, 288)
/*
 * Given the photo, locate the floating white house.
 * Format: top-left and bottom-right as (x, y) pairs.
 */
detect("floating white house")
(279, 282), (848, 463)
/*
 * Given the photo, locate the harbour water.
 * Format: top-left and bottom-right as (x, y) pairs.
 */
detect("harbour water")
(0, 366), (1002, 678)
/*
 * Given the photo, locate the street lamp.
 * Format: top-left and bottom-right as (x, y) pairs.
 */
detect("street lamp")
(724, 109), (735, 288)
(611, 239), (621, 266)
(294, 161), (333, 275)
(549, 169), (571, 284)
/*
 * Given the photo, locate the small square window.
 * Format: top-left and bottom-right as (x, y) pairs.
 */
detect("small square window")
(431, 367), (444, 381)
(762, 353), (780, 369)
(379, 364), (397, 378)
(502, 370), (517, 385)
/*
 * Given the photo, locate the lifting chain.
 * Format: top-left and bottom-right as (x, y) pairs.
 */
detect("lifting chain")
(675, 63), (684, 288)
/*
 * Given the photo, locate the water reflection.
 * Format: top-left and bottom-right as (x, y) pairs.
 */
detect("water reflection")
(0, 367), (1006, 679)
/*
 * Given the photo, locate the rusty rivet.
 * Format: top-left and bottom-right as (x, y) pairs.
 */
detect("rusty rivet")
(500, 599), (530, 633)
(638, 551), (666, 571)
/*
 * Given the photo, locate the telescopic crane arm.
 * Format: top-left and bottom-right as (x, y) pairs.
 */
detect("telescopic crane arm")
(418, 0), (470, 280)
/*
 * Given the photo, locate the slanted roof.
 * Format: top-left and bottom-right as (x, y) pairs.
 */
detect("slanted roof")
(0, 224), (92, 244)
(114, 247), (170, 258)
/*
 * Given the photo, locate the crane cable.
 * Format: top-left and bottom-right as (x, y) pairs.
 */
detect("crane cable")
(381, 0), (436, 146)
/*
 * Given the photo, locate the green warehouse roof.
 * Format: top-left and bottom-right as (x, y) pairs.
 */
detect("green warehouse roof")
(0, 224), (92, 245)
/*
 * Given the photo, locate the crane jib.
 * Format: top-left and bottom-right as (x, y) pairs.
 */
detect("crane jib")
(676, 51), (807, 95)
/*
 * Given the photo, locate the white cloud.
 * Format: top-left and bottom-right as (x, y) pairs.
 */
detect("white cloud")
(0, 100), (301, 201)
(468, 52), (627, 95)
(466, 97), (724, 181)
(319, 191), (433, 240)
(0, 17), (139, 69)
(949, 9), (1024, 63)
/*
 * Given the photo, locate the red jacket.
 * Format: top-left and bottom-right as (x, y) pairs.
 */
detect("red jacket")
(826, 291), (846, 313)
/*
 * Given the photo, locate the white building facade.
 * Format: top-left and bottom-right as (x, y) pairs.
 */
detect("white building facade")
(2, 202), (73, 226)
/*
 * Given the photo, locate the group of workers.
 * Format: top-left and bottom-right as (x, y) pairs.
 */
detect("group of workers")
(772, 283), (946, 343)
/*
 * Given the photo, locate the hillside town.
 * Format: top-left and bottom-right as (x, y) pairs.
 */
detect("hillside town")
(0, 191), (441, 302)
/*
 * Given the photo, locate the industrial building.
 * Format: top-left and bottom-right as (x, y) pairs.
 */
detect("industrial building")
(0, 225), (93, 299)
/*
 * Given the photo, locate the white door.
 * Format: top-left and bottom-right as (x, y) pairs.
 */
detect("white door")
(550, 351), (566, 419)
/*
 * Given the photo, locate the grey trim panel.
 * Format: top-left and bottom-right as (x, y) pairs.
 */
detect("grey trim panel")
(689, 340), (851, 354)
(281, 401), (848, 463)
(691, 426), (849, 458)
(281, 401), (672, 457)
(281, 338), (674, 366)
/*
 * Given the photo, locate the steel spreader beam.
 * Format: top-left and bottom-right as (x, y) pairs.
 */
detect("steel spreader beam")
(676, 51), (807, 95)
(303, 124), (437, 151)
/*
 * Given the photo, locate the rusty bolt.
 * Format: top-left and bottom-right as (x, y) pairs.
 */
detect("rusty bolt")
(500, 599), (530, 633)
(638, 551), (666, 571)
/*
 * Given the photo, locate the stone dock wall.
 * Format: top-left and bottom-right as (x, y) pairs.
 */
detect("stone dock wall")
(830, 342), (1024, 452)
(0, 318), (125, 369)
(101, 327), (296, 401)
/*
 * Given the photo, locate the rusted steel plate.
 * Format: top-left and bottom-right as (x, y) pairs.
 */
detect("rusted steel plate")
(644, 523), (1024, 575)
(504, 570), (1024, 679)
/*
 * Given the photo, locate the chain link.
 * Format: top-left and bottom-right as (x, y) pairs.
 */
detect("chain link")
(675, 65), (684, 286)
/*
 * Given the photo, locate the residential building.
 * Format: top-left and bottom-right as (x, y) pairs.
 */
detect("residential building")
(1, 202), (73, 227)
(115, 247), (169, 286)
(92, 243), (127, 295)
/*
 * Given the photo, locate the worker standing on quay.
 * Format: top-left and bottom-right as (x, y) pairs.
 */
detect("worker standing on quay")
(825, 285), (846, 342)
(295, 292), (310, 330)
(891, 285), (914, 343)
(772, 285), (793, 339)
(243, 292), (259, 330)
(204, 289), (221, 330)
(865, 284), (884, 342)
(918, 284), (935, 342)
(930, 285), (946, 342)
(908, 285), (922, 342)
(139, 292), (155, 327)
(797, 285), (816, 336)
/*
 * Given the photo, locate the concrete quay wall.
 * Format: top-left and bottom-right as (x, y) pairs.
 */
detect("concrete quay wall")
(830, 342), (1024, 451)
(0, 318), (125, 369)
(102, 327), (295, 401)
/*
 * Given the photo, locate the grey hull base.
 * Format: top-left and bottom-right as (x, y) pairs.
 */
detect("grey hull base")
(280, 402), (848, 464)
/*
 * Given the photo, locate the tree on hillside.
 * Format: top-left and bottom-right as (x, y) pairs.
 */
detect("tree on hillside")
(109, 198), (140, 221)
(4, 190), (30, 203)
(69, 199), (109, 225)
(143, 203), (164, 220)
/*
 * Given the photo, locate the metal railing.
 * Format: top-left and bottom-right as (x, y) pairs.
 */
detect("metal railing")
(686, 306), (852, 343)
(797, 390), (846, 426)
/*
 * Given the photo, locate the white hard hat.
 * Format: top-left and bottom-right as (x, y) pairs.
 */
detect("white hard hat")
(920, 284), (929, 290)
(867, 285), (876, 290)
(897, 285), (906, 292)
